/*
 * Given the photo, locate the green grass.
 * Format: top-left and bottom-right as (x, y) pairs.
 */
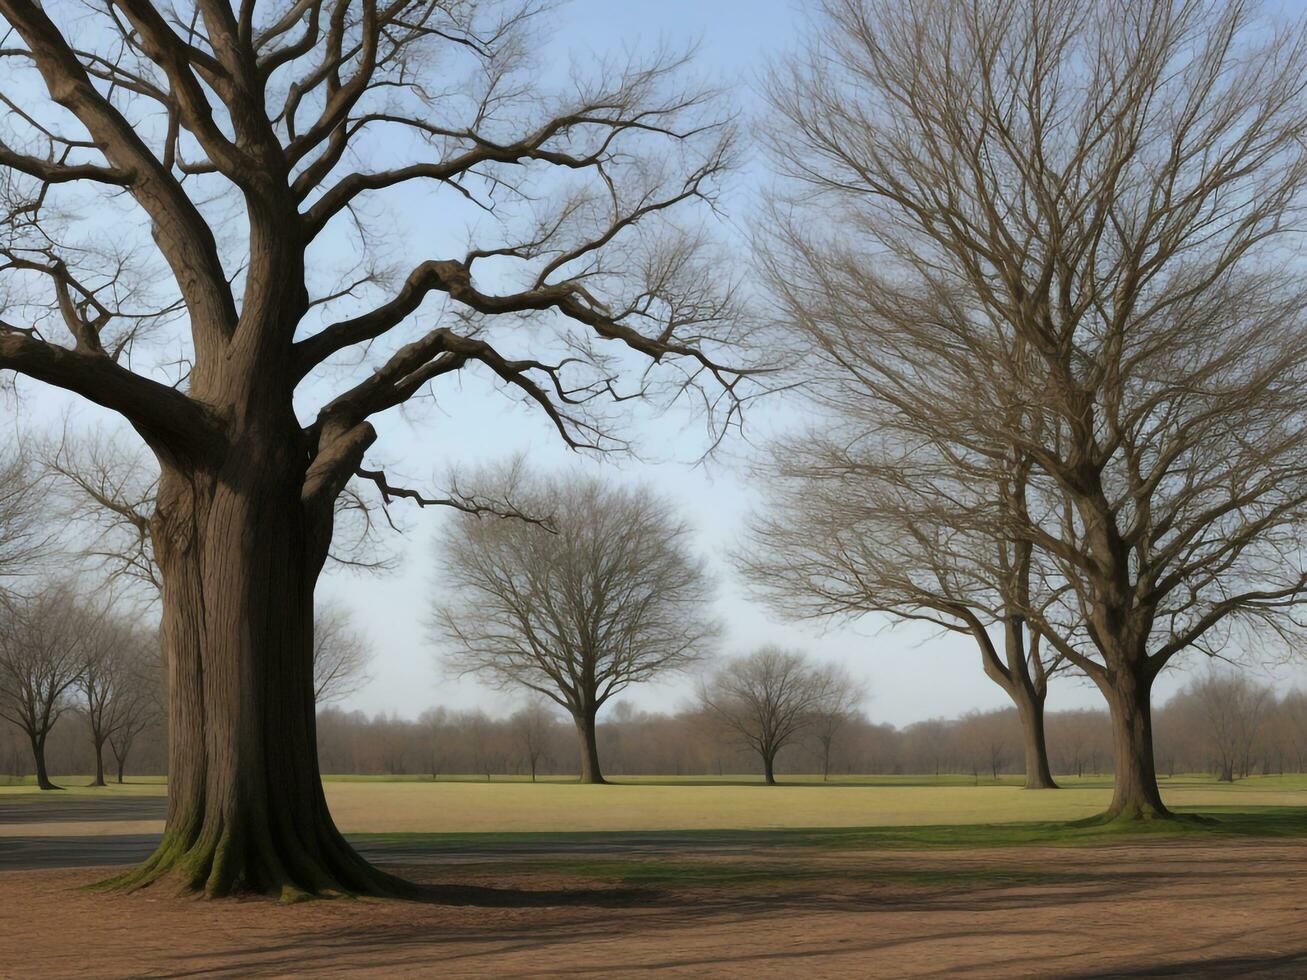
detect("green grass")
(0, 776), (166, 795)
(352, 804), (1307, 852)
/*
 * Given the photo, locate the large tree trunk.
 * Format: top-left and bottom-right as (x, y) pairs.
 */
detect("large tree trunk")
(116, 756), (126, 784)
(574, 709), (606, 784)
(29, 732), (58, 791)
(1100, 669), (1169, 819)
(100, 456), (408, 900)
(762, 752), (777, 785)
(1014, 691), (1058, 790)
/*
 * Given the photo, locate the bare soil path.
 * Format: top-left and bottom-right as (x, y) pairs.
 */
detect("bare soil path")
(2, 839), (1305, 978)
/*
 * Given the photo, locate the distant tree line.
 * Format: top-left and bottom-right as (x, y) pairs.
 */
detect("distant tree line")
(7, 670), (1302, 785)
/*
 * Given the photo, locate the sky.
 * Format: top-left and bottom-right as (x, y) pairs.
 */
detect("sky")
(9, 0), (1307, 729)
(309, 0), (1307, 726)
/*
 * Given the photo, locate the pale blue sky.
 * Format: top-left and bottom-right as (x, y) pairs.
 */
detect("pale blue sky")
(312, 0), (1307, 725)
(8, 0), (1306, 727)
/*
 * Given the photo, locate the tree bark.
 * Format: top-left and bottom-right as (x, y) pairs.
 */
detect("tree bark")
(29, 732), (58, 791)
(116, 757), (126, 784)
(574, 709), (606, 784)
(99, 456), (409, 900)
(1099, 669), (1170, 819)
(91, 736), (106, 788)
(762, 752), (777, 785)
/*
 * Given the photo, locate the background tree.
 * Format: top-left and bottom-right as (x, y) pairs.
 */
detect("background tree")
(0, 583), (89, 789)
(47, 434), (162, 592)
(106, 641), (164, 784)
(742, 436), (1068, 789)
(766, 0), (1307, 819)
(0, 443), (49, 593)
(312, 607), (372, 705)
(79, 607), (147, 786)
(417, 706), (448, 781)
(511, 700), (557, 782)
(0, 0), (747, 897)
(434, 468), (718, 784)
(809, 664), (865, 782)
(700, 647), (832, 785)
(1185, 670), (1274, 782)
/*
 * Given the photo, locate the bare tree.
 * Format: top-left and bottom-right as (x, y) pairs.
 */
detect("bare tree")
(434, 468), (717, 784)
(809, 663), (865, 782)
(417, 706), (447, 781)
(1186, 670), (1274, 782)
(0, 0), (748, 897)
(765, 0), (1307, 819)
(0, 443), (49, 593)
(106, 641), (164, 784)
(510, 699), (556, 782)
(742, 436), (1069, 789)
(47, 434), (162, 593)
(80, 607), (146, 786)
(312, 606), (372, 705)
(700, 647), (831, 785)
(0, 583), (90, 789)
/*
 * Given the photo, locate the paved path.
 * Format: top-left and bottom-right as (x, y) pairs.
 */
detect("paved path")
(0, 793), (782, 870)
(0, 795), (166, 823)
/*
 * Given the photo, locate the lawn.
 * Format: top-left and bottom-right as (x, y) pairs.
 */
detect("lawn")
(2, 772), (1305, 834)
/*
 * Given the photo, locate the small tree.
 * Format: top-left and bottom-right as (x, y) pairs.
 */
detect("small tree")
(80, 610), (141, 787)
(511, 700), (556, 782)
(417, 707), (447, 781)
(809, 664), (865, 781)
(742, 442), (1068, 789)
(0, 584), (90, 789)
(700, 647), (831, 785)
(106, 642), (163, 785)
(1187, 670), (1273, 782)
(434, 470), (717, 784)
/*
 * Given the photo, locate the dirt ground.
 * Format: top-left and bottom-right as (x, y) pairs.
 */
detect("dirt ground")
(2, 838), (1306, 978)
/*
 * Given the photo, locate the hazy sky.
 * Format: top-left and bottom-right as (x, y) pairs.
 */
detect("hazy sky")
(10, 0), (1307, 728)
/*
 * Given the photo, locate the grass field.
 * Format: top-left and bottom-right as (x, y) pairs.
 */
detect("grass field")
(4, 773), (1307, 975)
(3, 772), (1305, 835)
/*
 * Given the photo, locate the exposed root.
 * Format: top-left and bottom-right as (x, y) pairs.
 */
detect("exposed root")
(89, 824), (424, 903)
(1072, 806), (1216, 827)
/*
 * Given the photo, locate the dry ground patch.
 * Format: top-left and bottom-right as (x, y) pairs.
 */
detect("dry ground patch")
(3, 837), (1307, 978)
